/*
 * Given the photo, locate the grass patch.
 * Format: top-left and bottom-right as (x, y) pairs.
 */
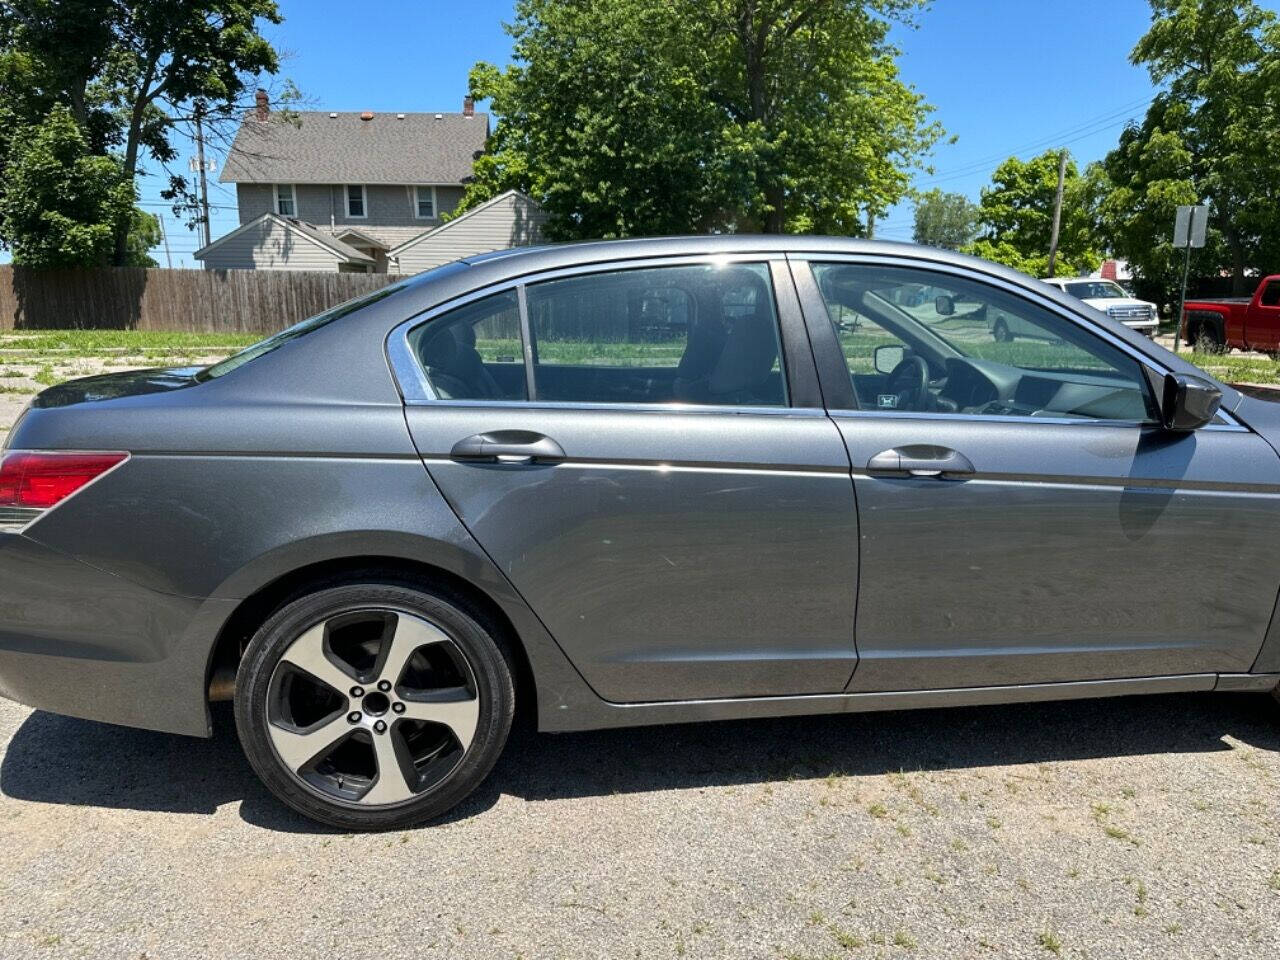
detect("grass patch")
(1181, 350), (1280, 385)
(0, 330), (261, 355)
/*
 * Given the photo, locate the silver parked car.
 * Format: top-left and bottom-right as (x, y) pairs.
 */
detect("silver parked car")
(2, 236), (1279, 830)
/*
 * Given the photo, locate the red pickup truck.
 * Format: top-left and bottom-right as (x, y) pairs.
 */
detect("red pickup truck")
(1182, 275), (1280, 351)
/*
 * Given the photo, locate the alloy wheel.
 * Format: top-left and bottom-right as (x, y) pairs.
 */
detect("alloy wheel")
(264, 608), (480, 806)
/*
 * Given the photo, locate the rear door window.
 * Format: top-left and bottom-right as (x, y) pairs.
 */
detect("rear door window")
(524, 263), (788, 406)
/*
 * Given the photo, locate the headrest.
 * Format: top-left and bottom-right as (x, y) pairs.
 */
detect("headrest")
(422, 327), (459, 368)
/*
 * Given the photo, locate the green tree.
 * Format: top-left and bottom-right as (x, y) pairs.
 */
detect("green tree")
(912, 189), (979, 250)
(460, 0), (943, 239)
(1100, 0), (1280, 295)
(0, 105), (139, 267)
(965, 150), (1102, 277)
(1, 1), (284, 264)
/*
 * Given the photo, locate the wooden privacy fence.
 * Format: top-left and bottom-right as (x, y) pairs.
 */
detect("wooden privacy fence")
(0, 266), (399, 333)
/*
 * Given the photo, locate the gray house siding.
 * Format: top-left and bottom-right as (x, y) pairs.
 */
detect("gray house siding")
(237, 184), (465, 233)
(199, 217), (342, 272)
(391, 193), (549, 275)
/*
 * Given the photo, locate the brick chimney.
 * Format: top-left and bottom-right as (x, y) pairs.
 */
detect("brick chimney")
(463, 96), (475, 118)
(254, 89), (269, 122)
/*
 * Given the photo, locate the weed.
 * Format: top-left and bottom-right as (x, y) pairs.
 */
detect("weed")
(1037, 929), (1062, 954)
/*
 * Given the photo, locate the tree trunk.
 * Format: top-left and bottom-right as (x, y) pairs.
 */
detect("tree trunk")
(111, 114), (143, 267)
(111, 58), (157, 267)
(1229, 231), (1247, 297)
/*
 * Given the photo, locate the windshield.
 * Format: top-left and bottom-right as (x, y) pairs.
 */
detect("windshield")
(1065, 280), (1127, 300)
(196, 282), (408, 381)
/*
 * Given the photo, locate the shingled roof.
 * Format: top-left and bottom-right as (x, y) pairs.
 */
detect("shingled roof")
(219, 110), (489, 185)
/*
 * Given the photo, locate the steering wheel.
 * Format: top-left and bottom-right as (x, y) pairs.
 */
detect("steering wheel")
(887, 355), (930, 411)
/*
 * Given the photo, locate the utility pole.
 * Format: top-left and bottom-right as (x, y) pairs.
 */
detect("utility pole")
(867, 211), (876, 239)
(158, 215), (172, 269)
(194, 101), (212, 249)
(1047, 149), (1067, 278)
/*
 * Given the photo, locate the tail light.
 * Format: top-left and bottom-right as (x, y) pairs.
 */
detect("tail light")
(0, 450), (128, 533)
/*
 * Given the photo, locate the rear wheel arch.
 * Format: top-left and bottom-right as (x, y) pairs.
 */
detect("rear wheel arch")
(205, 556), (537, 727)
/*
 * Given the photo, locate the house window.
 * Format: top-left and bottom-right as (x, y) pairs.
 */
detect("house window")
(415, 185), (436, 219)
(274, 184), (296, 217)
(346, 184), (367, 218)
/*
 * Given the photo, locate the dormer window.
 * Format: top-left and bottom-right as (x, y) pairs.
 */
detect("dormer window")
(274, 184), (296, 217)
(415, 186), (436, 219)
(346, 184), (367, 218)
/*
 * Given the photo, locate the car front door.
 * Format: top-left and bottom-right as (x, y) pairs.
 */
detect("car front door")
(397, 257), (859, 703)
(794, 256), (1280, 693)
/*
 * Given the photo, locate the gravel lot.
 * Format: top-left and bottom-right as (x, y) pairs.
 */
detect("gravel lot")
(1, 694), (1279, 960)
(3, 349), (1280, 959)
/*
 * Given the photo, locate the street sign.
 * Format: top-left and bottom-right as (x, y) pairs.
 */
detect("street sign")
(1172, 204), (1209, 351)
(1174, 204), (1208, 249)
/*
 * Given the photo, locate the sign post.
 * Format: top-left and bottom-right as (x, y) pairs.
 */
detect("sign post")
(1172, 204), (1209, 351)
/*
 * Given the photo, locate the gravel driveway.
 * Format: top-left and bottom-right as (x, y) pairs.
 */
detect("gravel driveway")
(1, 692), (1279, 960)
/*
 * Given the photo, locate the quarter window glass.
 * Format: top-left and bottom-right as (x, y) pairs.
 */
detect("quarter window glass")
(408, 291), (527, 400)
(811, 263), (1156, 422)
(525, 263), (787, 406)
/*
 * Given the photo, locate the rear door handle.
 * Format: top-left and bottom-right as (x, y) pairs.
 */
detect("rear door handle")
(867, 445), (974, 478)
(449, 430), (566, 464)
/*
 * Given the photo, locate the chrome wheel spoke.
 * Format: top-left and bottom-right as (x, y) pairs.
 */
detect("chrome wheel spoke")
(268, 712), (349, 772)
(377, 613), (451, 688)
(363, 728), (418, 804)
(279, 623), (355, 695)
(400, 687), (480, 749)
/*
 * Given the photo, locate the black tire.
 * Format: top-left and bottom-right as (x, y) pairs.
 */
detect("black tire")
(992, 318), (1013, 343)
(234, 581), (515, 830)
(1187, 312), (1225, 354)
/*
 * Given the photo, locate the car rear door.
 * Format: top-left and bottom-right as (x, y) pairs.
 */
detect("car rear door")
(793, 254), (1280, 693)
(396, 255), (859, 703)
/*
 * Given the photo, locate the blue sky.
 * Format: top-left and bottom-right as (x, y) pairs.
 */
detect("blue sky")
(143, 0), (1176, 266)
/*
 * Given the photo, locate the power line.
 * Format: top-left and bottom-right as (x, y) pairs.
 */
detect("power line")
(917, 95), (1154, 189)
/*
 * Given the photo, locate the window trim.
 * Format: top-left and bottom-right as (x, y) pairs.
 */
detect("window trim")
(345, 183), (367, 219)
(386, 253), (803, 411)
(273, 183), (297, 217)
(414, 185), (437, 220)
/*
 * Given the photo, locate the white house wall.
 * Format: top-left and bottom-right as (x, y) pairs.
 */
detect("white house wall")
(199, 217), (342, 272)
(392, 194), (549, 275)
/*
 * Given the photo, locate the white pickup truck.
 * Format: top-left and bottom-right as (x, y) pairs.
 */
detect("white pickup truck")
(1040, 277), (1159, 338)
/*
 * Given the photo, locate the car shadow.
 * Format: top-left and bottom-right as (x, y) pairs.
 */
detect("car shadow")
(1, 692), (1277, 834)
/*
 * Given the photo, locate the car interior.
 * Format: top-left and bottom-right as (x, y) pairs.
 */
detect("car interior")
(815, 265), (1158, 422)
(412, 266), (788, 407)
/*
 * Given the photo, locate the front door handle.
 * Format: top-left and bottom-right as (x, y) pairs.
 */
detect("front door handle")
(449, 430), (566, 464)
(867, 444), (974, 478)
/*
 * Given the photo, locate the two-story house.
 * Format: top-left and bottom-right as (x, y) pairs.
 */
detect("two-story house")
(195, 93), (547, 274)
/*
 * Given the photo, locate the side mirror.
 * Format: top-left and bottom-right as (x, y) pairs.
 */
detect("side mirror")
(935, 295), (955, 317)
(874, 344), (905, 375)
(1160, 372), (1222, 431)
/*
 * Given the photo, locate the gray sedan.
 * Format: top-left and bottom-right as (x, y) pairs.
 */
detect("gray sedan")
(2, 236), (1278, 830)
